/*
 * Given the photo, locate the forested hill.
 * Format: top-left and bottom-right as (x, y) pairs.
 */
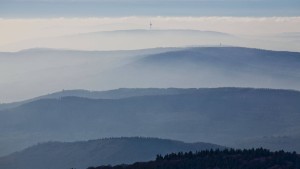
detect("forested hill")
(0, 137), (223, 169)
(88, 148), (300, 169)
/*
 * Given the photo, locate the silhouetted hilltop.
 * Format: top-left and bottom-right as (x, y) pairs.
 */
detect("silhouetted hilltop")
(88, 148), (300, 169)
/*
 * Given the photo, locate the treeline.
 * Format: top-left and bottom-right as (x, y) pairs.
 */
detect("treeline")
(87, 148), (300, 169)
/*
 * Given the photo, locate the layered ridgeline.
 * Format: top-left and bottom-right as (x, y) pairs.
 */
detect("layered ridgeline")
(0, 88), (198, 111)
(0, 137), (223, 169)
(1, 47), (300, 102)
(0, 88), (300, 157)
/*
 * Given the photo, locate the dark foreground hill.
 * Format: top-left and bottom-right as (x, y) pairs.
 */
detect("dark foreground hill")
(0, 88), (300, 156)
(88, 148), (300, 169)
(0, 137), (223, 169)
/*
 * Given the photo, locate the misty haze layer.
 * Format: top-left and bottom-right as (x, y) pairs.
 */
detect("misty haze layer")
(1, 28), (300, 52)
(0, 47), (300, 102)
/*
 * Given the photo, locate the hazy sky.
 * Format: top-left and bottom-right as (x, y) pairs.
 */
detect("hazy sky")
(0, 0), (299, 51)
(1, 0), (300, 17)
(1, 0), (299, 50)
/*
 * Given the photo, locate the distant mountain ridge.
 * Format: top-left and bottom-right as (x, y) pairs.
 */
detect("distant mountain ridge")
(0, 88), (205, 110)
(106, 47), (300, 90)
(75, 29), (232, 37)
(2, 87), (299, 110)
(0, 87), (300, 156)
(0, 137), (223, 169)
(1, 47), (300, 102)
(0, 29), (236, 52)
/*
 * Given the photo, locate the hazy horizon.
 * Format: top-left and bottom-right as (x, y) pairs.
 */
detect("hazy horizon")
(0, 17), (300, 52)
(1, 0), (299, 51)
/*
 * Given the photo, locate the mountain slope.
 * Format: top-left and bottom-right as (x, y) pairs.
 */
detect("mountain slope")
(1, 47), (300, 102)
(103, 47), (300, 90)
(0, 137), (223, 169)
(0, 47), (179, 103)
(0, 88), (300, 156)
